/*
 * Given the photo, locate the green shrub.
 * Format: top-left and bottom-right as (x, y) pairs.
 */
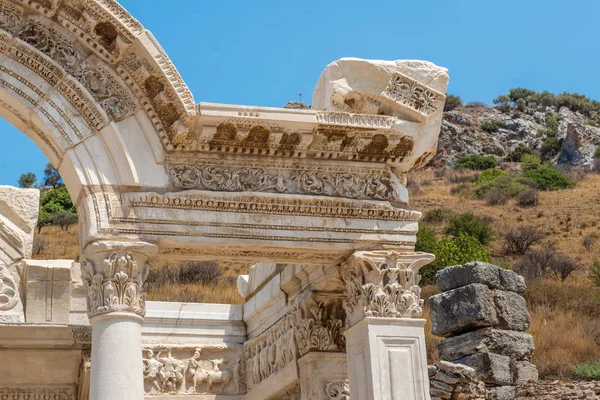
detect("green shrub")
(573, 362), (600, 380)
(444, 94), (463, 112)
(521, 155), (572, 190)
(422, 208), (453, 227)
(477, 168), (504, 183)
(444, 212), (495, 246)
(480, 119), (504, 133)
(415, 223), (437, 254)
(545, 113), (560, 136)
(594, 146), (600, 159)
(38, 187), (77, 232)
(455, 155), (497, 171)
(540, 136), (563, 160)
(506, 145), (533, 162)
(475, 173), (526, 199)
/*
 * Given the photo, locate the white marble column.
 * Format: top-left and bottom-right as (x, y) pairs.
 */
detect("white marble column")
(82, 241), (157, 400)
(341, 250), (435, 400)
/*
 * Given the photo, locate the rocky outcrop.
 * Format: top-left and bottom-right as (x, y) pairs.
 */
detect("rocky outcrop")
(433, 106), (600, 168)
(430, 262), (538, 400)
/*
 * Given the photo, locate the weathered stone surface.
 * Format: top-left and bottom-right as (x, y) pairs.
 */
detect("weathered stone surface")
(444, 111), (473, 126)
(435, 262), (525, 293)
(428, 361), (486, 400)
(488, 385), (517, 400)
(456, 353), (513, 386)
(430, 283), (498, 337)
(494, 290), (530, 332)
(0, 186), (40, 263)
(438, 328), (535, 361)
(515, 361), (539, 385)
(24, 260), (73, 324)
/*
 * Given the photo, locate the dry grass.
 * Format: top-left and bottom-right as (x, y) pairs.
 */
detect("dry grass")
(146, 282), (243, 304)
(33, 225), (80, 260)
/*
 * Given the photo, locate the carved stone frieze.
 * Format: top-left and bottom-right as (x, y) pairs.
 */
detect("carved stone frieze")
(381, 72), (446, 117)
(341, 251), (435, 328)
(0, 265), (19, 311)
(0, 386), (75, 399)
(69, 324), (92, 346)
(324, 380), (350, 400)
(82, 241), (158, 318)
(142, 345), (244, 396)
(272, 383), (301, 400)
(169, 164), (401, 202)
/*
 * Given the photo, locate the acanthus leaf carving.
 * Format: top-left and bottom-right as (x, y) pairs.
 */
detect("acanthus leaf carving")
(324, 380), (350, 400)
(341, 251), (435, 328)
(381, 72), (446, 117)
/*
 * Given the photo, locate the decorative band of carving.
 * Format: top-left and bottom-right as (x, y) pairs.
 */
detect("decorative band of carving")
(82, 241), (158, 318)
(316, 111), (397, 129)
(169, 165), (401, 202)
(324, 380), (350, 400)
(381, 72), (446, 117)
(341, 251), (435, 328)
(0, 386), (74, 399)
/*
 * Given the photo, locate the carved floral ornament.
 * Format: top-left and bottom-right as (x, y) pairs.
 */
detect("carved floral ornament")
(341, 251), (435, 328)
(169, 164), (401, 202)
(82, 242), (157, 318)
(324, 380), (350, 400)
(0, 265), (18, 311)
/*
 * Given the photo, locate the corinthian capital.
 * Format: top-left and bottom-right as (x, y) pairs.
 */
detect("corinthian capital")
(341, 251), (435, 328)
(82, 241), (158, 319)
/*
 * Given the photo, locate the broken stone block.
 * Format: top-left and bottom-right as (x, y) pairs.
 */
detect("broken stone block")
(430, 283), (498, 337)
(435, 262), (525, 293)
(487, 385), (516, 400)
(493, 290), (530, 332)
(456, 353), (513, 386)
(437, 328), (535, 361)
(515, 361), (538, 385)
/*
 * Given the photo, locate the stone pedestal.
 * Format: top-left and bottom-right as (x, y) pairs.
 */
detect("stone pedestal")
(82, 241), (157, 400)
(298, 352), (348, 400)
(341, 250), (435, 400)
(345, 317), (430, 400)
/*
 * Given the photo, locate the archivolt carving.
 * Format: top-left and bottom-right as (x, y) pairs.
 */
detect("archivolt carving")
(169, 165), (400, 202)
(142, 345), (244, 396)
(82, 251), (148, 318)
(0, 265), (19, 311)
(341, 251), (435, 328)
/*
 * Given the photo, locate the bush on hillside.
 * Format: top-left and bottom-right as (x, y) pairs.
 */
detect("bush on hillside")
(422, 208), (453, 228)
(594, 146), (600, 159)
(506, 145), (533, 162)
(573, 362), (600, 380)
(501, 226), (544, 255)
(495, 87), (600, 116)
(589, 261), (600, 288)
(51, 211), (78, 231)
(480, 119), (504, 133)
(521, 155), (572, 190)
(545, 113), (560, 136)
(475, 173), (527, 199)
(415, 224), (437, 254)
(444, 212), (495, 246)
(517, 249), (577, 282)
(477, 168), (504, 183)
(484, 188), (510, 205)
(444, 94), (463, 111)
(515, 188), (540, 207)
(540, 136), (563, 161)
(455, 155), (497, 171)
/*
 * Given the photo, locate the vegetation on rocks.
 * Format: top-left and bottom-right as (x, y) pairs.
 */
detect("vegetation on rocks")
(455, 155), (497, 170)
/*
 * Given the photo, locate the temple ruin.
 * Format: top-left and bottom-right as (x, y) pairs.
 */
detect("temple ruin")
(0, 1), (450, 399)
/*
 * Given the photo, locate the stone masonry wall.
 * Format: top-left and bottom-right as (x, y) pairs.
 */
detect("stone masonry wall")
(429, 262), (539, 400)
(428, 360), (487, 400)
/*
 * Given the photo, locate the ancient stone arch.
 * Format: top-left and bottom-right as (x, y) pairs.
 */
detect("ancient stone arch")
(0, 1), (449, 399)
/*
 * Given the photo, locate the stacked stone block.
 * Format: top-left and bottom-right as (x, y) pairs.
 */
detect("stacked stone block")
(428, 360), (487, 400)
(430, 262), (539, 400)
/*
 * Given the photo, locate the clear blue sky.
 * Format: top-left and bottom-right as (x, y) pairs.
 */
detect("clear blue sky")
(2, 0), (599, 185)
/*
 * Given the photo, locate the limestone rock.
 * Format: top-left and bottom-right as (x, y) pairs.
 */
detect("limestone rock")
(514, 361), (539, 385)
(435, 262), (526, 293)
(487, 385), (517, 400)
(430, 283), (498, 337)
(456, 353), (513, 386)
(0, 186), (40, 263)
(494, 290), (530, 332)
(444, 111), (473, 126)
(437, 328), (535, 361)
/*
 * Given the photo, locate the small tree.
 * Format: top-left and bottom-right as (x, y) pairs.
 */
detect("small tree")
(501, 226), (544, 255)
(444, 94), (463, 112)
(36, 209), (52, 234)
(51, 211), (78, 231)
(18, 172), (36, 188)
(444, 212), (495, 246)
(43, 163), (62, 189)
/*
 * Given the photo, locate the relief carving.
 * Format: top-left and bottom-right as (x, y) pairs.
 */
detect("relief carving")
(169, 165), (401, 202)
(324, 380), (350, 400)
(142, 346), (244, 395)
(0, 386), (74, 399)
(381, 72), (446, 117)
(341, 251), (435, 328)
(0, 265), (18, 311)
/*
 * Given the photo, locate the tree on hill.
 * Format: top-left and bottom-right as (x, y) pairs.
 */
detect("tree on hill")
(18, 172), (36, 188)
(43, 163), (62, 189)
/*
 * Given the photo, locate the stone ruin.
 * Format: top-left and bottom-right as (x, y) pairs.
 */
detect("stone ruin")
(0, 0), (454, 397)
(430, 262), (539, 400)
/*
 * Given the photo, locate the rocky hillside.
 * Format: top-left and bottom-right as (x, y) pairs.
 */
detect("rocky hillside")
(434, 102), (600, 169)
